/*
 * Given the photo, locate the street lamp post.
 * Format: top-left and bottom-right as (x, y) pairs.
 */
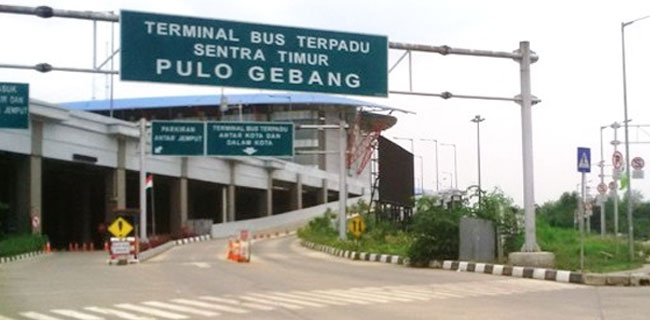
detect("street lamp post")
(420, 138), (440, 192)
(599, 125), (607, 237)
(441, 143), (458, 189)
(471, 115), (485, 208)
(620, 15), (650, 260)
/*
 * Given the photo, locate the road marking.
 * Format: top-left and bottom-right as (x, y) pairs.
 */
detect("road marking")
(289, 291), (371, 305)
(248, 293), (325, 307)
(171, 299), (248, 314)
(50, 310), (103, 320)
(237, 295), (303, 310)
(0, 315), (15, 320)
(142, 301), (219, 317)
(313, 290), (390, 303)
(84, 307), (154, 320)
(346, 288), (412, 302)
(200, 296), (274, 311)
(115, 304), (188, 319)
(271, 292), (348, 306)
(18, 313), (61, 320)
(375, 289), (432, 301)
(182, 262), (210, 268)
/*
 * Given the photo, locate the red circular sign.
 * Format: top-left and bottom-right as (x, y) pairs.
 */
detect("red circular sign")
(612, 151), (624, 170)
(631, 157), (645, 170)
(597, 183), (607, 195)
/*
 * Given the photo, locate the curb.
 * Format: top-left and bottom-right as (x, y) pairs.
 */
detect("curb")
(251, 230), (297, 242)
(300, 240), (587, 285)
(301, 240), (409, 266)
(441, 260), (584, 285)
(0, 250), (49, 264)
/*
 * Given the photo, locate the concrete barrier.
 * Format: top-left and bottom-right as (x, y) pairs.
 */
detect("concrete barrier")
(211, 196), (370, 239)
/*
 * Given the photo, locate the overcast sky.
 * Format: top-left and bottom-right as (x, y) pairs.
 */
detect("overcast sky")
(2, 0), (650, 206)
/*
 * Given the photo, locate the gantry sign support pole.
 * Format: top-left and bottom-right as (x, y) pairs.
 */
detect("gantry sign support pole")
(0, 5), (542, 249)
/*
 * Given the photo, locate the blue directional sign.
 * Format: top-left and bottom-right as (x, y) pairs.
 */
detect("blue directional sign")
(577, 147), (591, 173)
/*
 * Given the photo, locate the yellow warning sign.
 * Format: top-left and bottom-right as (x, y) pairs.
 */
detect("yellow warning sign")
(108, 217), (134, 238)
(347, 215), (366, 239)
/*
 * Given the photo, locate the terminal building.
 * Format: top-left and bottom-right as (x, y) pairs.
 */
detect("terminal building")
(0, 93), (401, 249)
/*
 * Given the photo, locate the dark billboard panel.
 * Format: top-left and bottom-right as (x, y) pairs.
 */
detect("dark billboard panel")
(378, 136), (414, 206)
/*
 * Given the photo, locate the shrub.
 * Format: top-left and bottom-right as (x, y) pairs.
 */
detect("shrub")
(0, 234), (48, 257)
(407, 197), (469, 265)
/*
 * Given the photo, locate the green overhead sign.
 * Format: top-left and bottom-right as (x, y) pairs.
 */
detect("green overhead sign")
(151, 121), (294, 157)
(0, 82), (29, 129)
(152, 121), (205, 156)
(120, 10), (388, 97)
(207, 122), (293, 156)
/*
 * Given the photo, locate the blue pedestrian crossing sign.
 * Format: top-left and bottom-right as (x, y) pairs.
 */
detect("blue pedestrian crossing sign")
(577, 147), (591, 173)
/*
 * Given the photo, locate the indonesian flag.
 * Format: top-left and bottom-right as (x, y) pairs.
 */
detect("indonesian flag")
(146, 174), (154, 189)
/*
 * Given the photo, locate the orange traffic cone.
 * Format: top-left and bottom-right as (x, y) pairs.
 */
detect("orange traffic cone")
(90, 242), (95, 251)
(45, 241), (51, 253)
(73, 242), (79, 251)
(104, 241), (109, 252)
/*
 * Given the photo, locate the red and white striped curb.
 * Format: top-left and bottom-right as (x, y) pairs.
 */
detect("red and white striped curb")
(0, 250), (49, 264)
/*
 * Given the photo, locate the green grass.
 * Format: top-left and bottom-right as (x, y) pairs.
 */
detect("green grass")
(297, 215), (411, 256)
(0, 234), (48, 257)
(532, 221), (649, 273)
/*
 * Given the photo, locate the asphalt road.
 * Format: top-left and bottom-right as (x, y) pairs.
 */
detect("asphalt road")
(1, 236), (649, 320)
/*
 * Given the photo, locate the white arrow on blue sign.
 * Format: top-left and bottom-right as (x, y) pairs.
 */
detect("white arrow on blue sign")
(577, 147), (591, 173)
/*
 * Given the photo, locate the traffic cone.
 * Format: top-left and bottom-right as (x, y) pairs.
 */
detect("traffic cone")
(82, 243), (87, 251)
(45, 241), (51, 253)
(90, 242), (95, 251)
(73, 242), (79, 251)
(104, 241), (109, 252)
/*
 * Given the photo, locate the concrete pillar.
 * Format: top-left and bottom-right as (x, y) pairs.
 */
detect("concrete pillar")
(22, 120), (43, 234)
(105, 139), (127, 224)
(170, 158), (189, 236)
(289, 174), (303, 210)
(221, 186), (227, 223)
(228, 161), (236, 222)
(266, 170), (273, 216)
(317, 179), (328, 204)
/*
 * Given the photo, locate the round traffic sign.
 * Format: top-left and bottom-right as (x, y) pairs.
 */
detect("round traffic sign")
(612, 151), (624, 170)
(631, 157), (645, 170)
(609, 181), (617, 191)
(597, 183), (607, 195)
(31, 215), (40, 229)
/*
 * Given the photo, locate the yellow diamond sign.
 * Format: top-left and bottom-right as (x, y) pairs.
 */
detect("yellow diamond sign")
(108, 217), (134, 238)
(347, 215), (366, 239)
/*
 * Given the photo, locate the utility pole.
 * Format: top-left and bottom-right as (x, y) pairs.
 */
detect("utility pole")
(441, 143), (458, 189)
(471, 115), (485, 208)
(421, 138), (439, 192)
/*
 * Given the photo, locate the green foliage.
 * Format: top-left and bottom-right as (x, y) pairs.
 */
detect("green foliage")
(537, 192), (578, 228)
(474, 188), (523, 254)
(531, 220), (648, 272)
(407, 196), (469, 265)
(0, 234), (48, 257)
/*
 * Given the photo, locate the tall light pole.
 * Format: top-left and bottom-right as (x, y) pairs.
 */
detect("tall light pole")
(420, 138), (439, 192)
(393, 136), (416, 193)
(599, 125), (607, 236)
(621, 15), (649, 260)
(471, 115), (485, 208)
(415, 155), (424, 194)
(441, 143), (458, 189)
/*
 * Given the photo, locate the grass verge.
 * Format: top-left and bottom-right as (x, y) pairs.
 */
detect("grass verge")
(0, 234), (48, 258)
(532, 221), (650, 273)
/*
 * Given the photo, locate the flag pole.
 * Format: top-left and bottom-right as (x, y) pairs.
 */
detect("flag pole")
(151, 175), (156, 236)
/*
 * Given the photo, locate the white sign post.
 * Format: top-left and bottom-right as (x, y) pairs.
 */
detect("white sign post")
(577, 147), (590, 272)
(632, 156), (644, 179)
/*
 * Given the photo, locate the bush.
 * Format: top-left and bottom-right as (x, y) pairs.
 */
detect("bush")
(0, 234), (48, 257)
(407, 197), (469, 265)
